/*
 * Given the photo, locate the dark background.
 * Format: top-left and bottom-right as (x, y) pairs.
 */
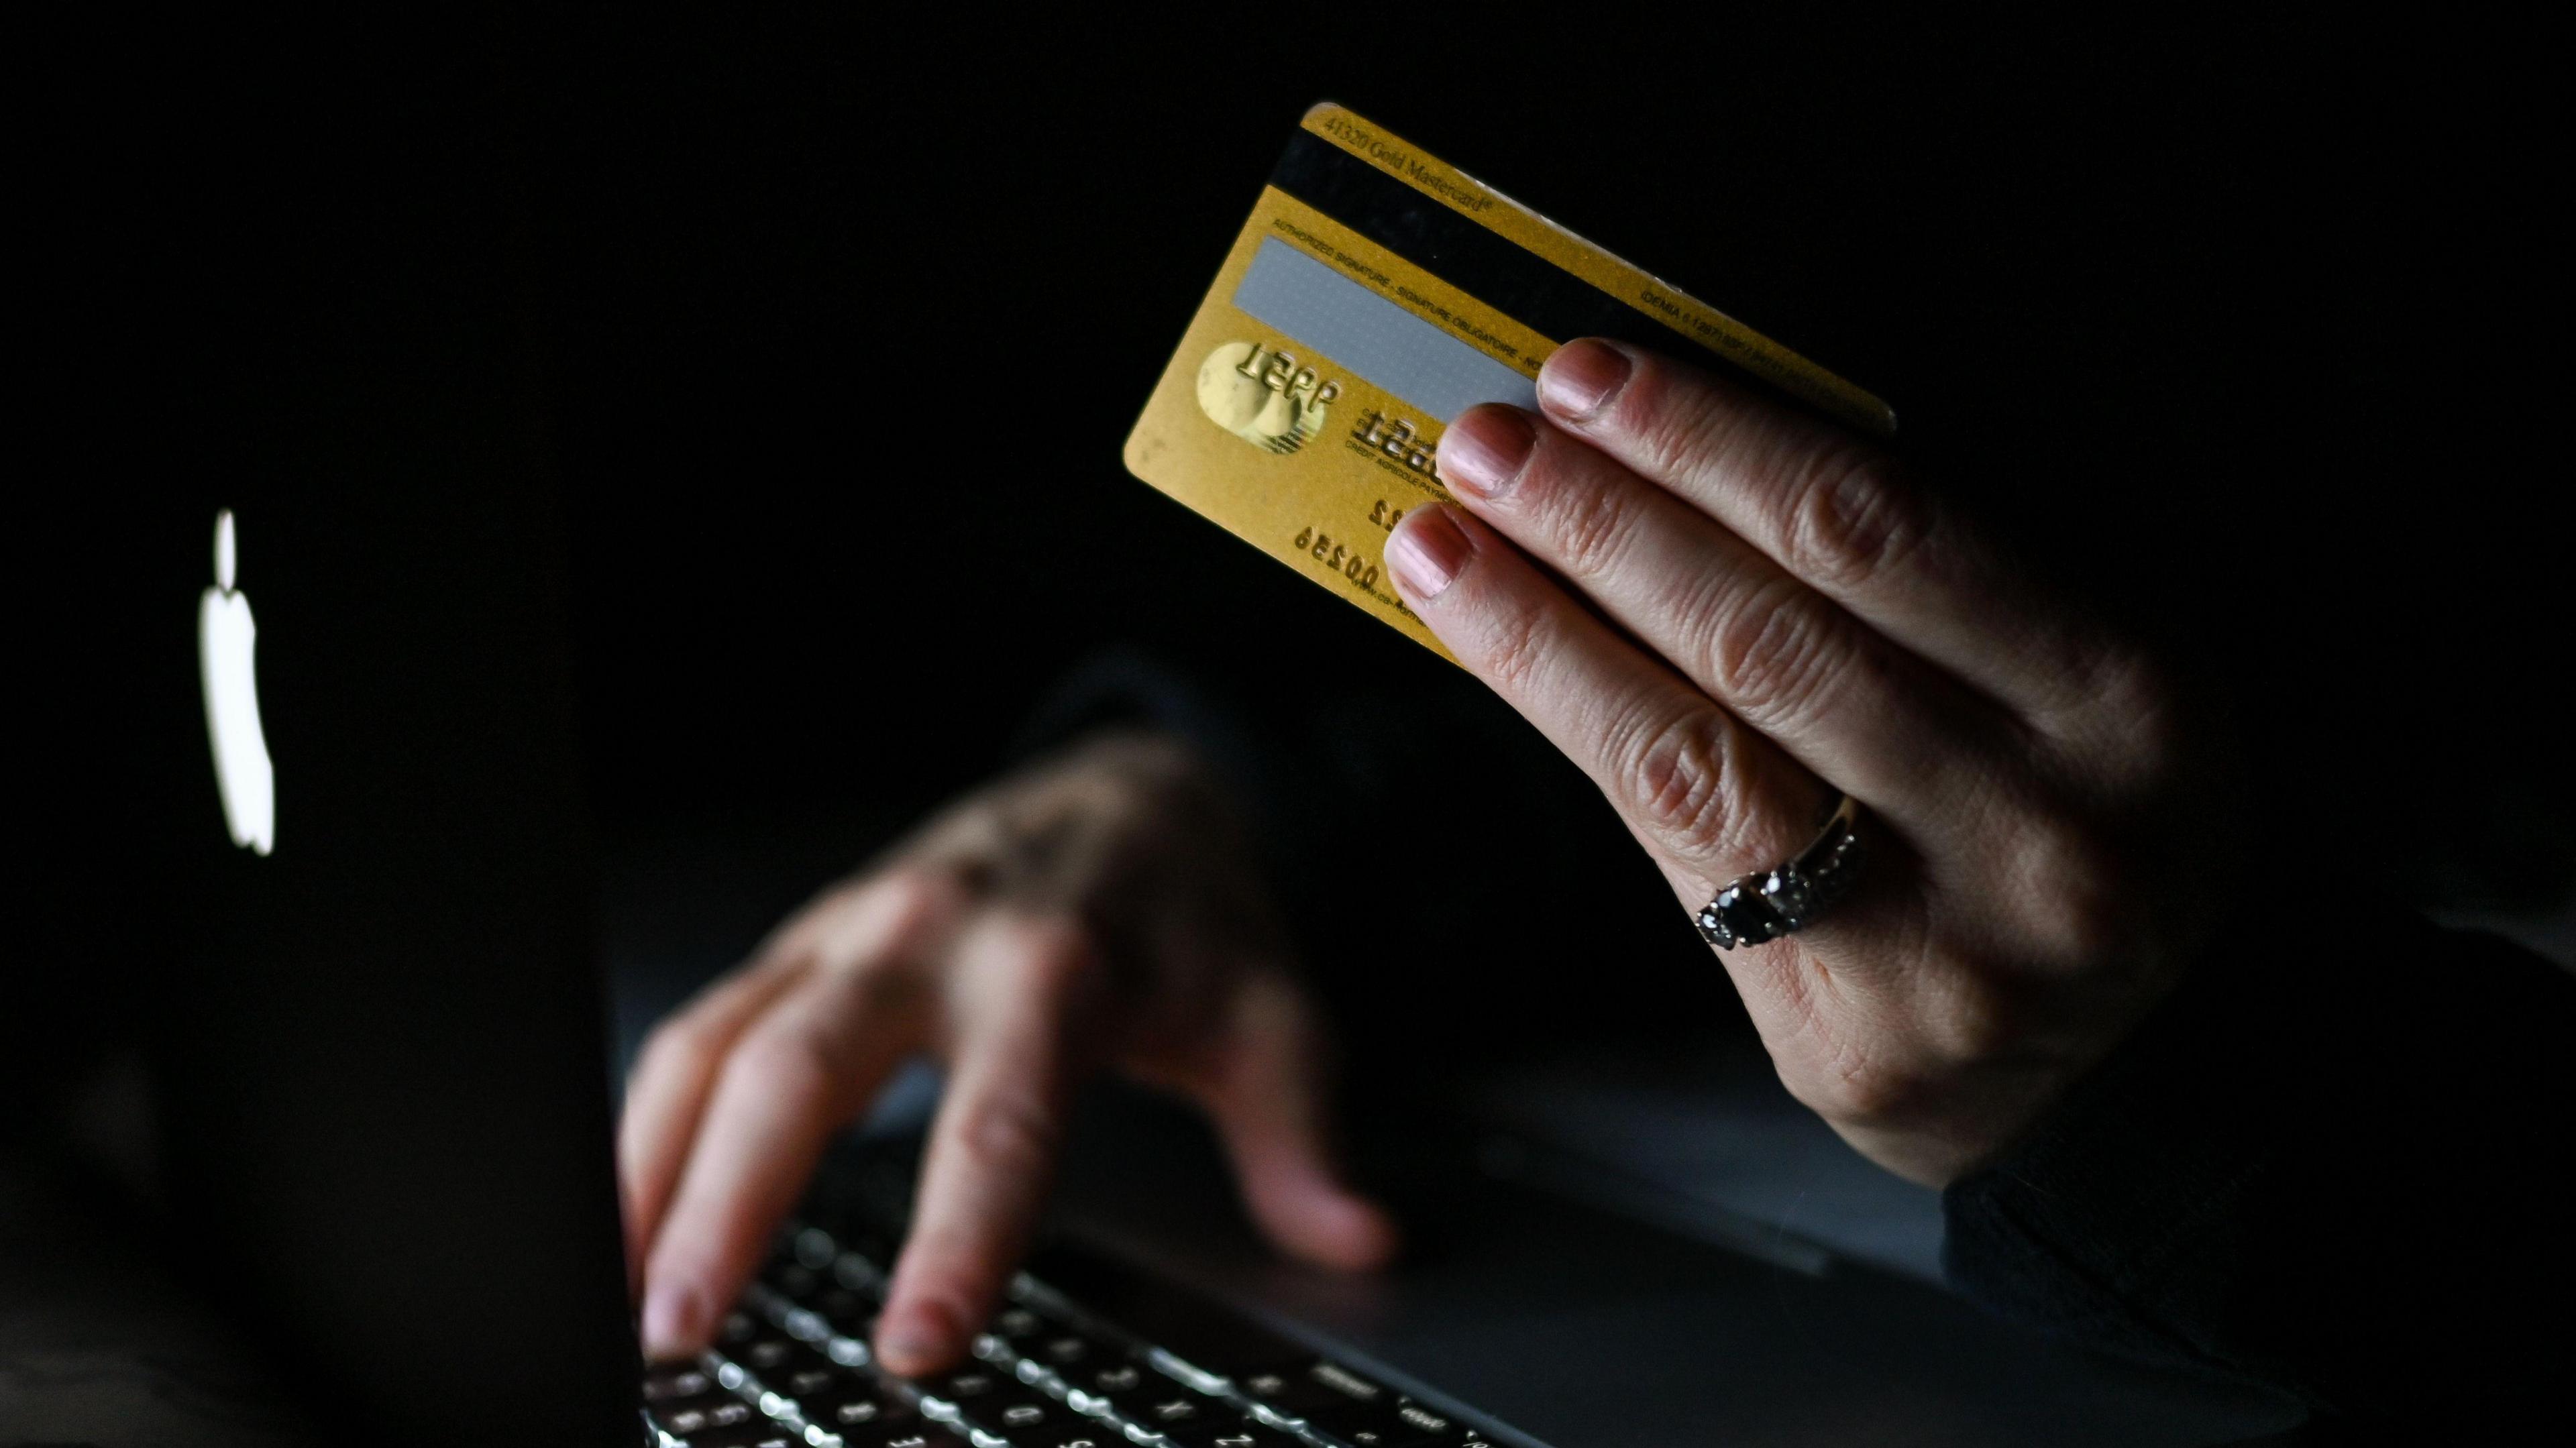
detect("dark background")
(6, 12), (2567, 1438)
(515, 15), (2568, 906)
(19, 12), (2569, 1113)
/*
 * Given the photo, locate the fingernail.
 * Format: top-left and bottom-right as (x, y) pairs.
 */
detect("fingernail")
(640, 1281), (706, 1361)
(1325, 1197), (1401, 1271)
(1438, 406), (1537, 500)
(1291, 1178), (1401, 1271)
(1385, 506), (1473, 602)
(875, 1300), (956, 1374)
(1539, 339), (1632, 421)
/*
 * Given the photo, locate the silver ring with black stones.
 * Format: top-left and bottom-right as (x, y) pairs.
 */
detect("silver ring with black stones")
(1694, 794), (1865, 950)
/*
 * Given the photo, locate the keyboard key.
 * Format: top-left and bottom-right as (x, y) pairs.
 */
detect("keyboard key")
(989, 1306), (1048, 1341)
(924, 1373), (1075, 1441)
(643, 1365), (716, 1402)
(1018, 1247), (1306, 1382)
(972, 1392), (1081, 1435)
(835, 1249), (894, 1296)
(1018, 1432), (1124, 1448)
(1304, 1396), (1460, 1448)
(769, 1260), (824, 1299)
(781, 1360), (845, 1398)
(805, 1386), (920, 1429)
(1390, 1401), (1456, 1433)
(751, 1341), (855, 1408)
(655, 1394), (759, 1435)
(1238, 1359), (1391, 1418)
(927, 1366), (1012, 1402)
(1138, 1394), (1214, 1429)
(1030, 1329), (1114, 1368)
(1328, 1423), (1447, 1448)
(837, 1228), (900, 1267)
(1163, 1418), (1303, 1448)
(816, 1285), (879, 1332)
(680, 1424), (800, 1448)
(845, 1427), (971, 1448)
(794, 1225), (842, 1269)
(1301, 1395), (1468, 1448)
(1069, 1361), (1146, 1400)
(698, 1235), (1488, 1448)
(1054, 1357), (1150, 1418)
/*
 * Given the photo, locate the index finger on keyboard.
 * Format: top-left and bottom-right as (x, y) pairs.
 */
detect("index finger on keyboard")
(640, 958), (922, 1359)
(875, 915), (1097, 1377)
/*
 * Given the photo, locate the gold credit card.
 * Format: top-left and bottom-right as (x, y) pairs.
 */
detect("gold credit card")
(1124, 102), (1893, 658)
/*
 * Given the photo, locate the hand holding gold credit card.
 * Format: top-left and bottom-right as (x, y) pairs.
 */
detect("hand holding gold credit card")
(1124, 103), (1893, 659)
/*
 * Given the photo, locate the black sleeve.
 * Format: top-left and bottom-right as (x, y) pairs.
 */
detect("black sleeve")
(1941, 908), (2576, 1434)
(1005, 647), (1743, 1068)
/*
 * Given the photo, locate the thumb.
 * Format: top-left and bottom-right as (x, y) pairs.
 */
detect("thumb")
(1195, 970), (1398, 1272)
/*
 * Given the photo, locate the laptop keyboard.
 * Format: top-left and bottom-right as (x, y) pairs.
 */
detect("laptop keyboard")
(640, 1222), (1502, 1448)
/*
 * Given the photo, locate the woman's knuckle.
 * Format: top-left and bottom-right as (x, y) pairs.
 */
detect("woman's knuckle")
(1621, 364), (1732, 480)
(1008, 917), (1098, 989)
(1926, 980), (2021, 1066)
(811, 867), (953, 970)
(875, 865), (949, 918)
(2051, 882), (2135, 966)
(1615, 709), (1748, 856)
(890, 861), (983, 924)
(2012, 824), (2135, 962)
(729, 1023), (840, 1111)
(1478, 594), (1553, 695)
(1546, 476), (1638, 580)
(1784, 449), (1927, 592)
(2073, 649), (2190, 779)
(2113, 648), (2180, 716)
(1708, 586), (1841, 728)
(1789, 1036), (1919, 1126)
